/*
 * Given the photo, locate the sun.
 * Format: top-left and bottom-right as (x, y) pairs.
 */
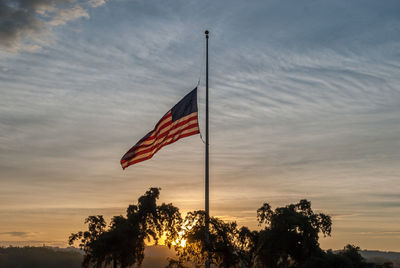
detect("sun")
(171, 231), (187, 248)
(172, 238), (187, 248)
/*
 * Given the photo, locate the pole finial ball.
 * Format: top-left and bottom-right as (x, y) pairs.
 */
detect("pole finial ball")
(205, 30), (209, 35)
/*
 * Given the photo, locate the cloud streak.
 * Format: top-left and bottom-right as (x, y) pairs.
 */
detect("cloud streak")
(0, 0), (104, 52)
(0, 231), (30, 237)
(0, 0), (400, 251)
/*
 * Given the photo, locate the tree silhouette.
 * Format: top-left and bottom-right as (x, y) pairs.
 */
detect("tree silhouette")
(304, 244), (375, 268)
(337, 245), (372, 268)
(169, 199), (332, 268)
(69, 188), (182, 268)
(68, 215), (108, 267)
(68, 191), (382, 268)
(168, 210), (248, 268)
(255, 199), (332, 267)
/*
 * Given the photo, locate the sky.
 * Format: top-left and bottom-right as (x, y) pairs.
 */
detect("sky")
(1, 0), (400, 251)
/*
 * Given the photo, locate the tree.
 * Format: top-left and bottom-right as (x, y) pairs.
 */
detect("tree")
(169, 211), (254, 268)
(337, 245), (373, 268)
(304, 245), (376, 268)
(169, 199), (332, 268)
(69, 191), (381, 268)
(69, 188), (182, 268)
(68, 215), (108, 267)
(255, 199), (332, 267)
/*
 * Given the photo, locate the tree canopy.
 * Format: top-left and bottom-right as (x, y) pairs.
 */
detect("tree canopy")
(69, 188), (182, 268)
(167, 199), (333, 268)
(70, 188), (382, 268)
(255, 199), (332, 267)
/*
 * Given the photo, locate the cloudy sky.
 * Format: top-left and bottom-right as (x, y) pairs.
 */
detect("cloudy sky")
(1, 0), (400, 251)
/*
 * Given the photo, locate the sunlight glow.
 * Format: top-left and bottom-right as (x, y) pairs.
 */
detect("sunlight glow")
(172, 238), (187, 248)
(171, 230), (187, 248)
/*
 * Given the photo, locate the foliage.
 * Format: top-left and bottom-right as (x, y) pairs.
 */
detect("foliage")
(169, 200), (333, 268)
(68, 189), (389, 268)
(255, 199), (332, 267)
(338, 245), (370, 268)
(303, 245), (376, 268)
(168, 210), (254, 268)
(69, 187), (182, 268)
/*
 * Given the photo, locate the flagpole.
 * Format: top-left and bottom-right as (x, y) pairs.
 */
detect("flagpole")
(204, 30), (210, 268)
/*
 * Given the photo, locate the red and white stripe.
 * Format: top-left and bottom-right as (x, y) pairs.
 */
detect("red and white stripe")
(121, 111), (199, 169)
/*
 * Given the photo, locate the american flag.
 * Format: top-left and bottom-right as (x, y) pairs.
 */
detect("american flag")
(121, 88), (200, 169)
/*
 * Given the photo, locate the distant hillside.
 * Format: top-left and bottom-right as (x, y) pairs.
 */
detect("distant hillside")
(0, 246), (83, 268)
(0, 245), (176, 268)
(1, 245), (399, 267)
(142, 245), (176, 268)
(360, 250), (400, 268)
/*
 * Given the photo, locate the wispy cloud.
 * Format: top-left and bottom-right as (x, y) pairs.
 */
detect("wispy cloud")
(0, 231), (30, 237)
(0, 0), (400, 251)
(0, 0), (105, 52)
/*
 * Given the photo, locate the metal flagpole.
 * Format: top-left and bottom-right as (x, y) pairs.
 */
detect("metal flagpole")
(204, 30), (210, 268)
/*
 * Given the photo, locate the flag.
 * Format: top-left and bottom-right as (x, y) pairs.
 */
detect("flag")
(121, 88), (200, 169)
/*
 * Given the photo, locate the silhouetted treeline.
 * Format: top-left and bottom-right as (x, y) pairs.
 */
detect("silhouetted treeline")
(69, 188), (181, 268)
(361, 250), (400, 268)
(69, 188), (396, 268)
(0, 246), (83, 268)
(0, 246), (176, 268)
